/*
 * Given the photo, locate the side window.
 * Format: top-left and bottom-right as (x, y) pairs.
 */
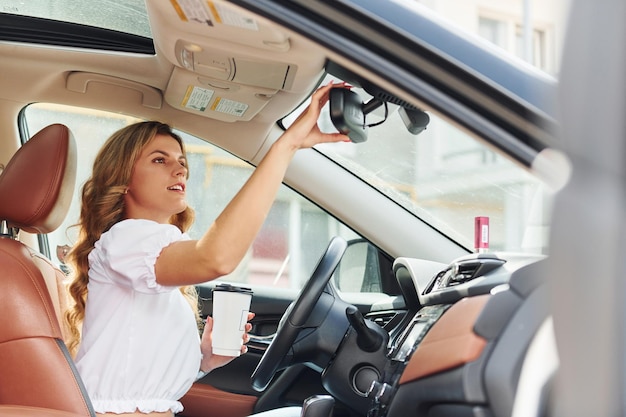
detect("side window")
(22, 103), (385, 294)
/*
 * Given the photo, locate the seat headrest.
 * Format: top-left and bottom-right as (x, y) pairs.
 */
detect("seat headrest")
(0, 124), (76, 234)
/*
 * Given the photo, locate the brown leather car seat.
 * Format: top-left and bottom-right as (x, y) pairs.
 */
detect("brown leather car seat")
(0, 124), (95, 416)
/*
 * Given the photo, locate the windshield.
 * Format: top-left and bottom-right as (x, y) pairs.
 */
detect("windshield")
(286, 75), (550, 255)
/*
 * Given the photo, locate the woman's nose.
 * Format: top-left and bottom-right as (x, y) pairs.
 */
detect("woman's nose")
(175, 163), (187, 176)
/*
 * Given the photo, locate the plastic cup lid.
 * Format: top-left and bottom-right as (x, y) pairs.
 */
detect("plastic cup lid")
(212, 283), (253, 295)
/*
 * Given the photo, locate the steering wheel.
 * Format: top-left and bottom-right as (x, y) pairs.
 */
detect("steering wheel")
(250, 236), (348, 392)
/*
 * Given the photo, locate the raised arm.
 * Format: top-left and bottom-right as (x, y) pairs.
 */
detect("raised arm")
(155, 82), (349, 286)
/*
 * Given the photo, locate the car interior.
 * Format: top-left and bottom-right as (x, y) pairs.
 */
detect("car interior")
(2, 0), (612, 417)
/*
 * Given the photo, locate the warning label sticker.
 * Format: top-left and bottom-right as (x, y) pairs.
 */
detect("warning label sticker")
(182, 86), (214, 112)
(171, 0), (214, 26)
(170, 0), (258, 30)
(211, 97), (248, 117)
(210, 2), (258, 30)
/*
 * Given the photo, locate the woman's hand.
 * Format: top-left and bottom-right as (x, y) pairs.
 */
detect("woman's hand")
(279, 81), (351, 150)
(199, 312), (255, 373)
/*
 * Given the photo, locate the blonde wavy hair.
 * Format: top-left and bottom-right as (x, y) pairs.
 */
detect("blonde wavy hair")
(65, 121), (198, 356)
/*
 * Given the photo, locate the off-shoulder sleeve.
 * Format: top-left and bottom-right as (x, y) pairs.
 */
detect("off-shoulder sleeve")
(89, 219), (191, 293)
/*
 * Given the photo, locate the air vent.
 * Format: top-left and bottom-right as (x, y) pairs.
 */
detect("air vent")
(448, 260), (482, 286)
(426, 256), (506, 292)
(366, 312), (398, 328)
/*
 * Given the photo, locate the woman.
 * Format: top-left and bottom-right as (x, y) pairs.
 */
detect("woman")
(65, 82), (350, 417)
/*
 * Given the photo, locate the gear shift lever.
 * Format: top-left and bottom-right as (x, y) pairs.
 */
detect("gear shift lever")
(300, 395), (334, 417)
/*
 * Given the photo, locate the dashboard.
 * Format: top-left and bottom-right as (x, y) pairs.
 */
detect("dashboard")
(361, 252), (548, 417)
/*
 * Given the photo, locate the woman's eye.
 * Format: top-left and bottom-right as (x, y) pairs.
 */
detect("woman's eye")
(153, 157), (165, 164)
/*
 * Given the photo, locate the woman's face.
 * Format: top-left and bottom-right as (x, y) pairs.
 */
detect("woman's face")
(124, 134), (188, 223)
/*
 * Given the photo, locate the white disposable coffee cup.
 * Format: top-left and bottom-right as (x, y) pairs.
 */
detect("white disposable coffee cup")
(211, 283), (253, 357)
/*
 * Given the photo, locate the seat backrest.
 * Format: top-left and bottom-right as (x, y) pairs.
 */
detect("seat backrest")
(0, 124), (95, 416)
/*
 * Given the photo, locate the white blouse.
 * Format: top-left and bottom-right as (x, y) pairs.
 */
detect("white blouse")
(75, 219), (202, 414)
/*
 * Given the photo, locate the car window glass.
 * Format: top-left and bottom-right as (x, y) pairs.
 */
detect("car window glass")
(22, 103), (382, 294)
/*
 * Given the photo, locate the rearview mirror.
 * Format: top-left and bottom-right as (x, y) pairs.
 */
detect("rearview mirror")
(329, 87), (429, 142)
(329, 88), (368, 143)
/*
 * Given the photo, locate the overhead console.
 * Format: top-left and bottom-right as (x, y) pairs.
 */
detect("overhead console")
(173, 40), (296, 90)
(146, 0), (326, 121)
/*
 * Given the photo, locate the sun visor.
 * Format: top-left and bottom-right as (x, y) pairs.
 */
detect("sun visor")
(148, 0), (296, 91)
(161, 0), (291, 51)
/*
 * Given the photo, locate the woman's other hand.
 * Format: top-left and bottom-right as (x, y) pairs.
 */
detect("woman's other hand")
(199, 312), (255, 373)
